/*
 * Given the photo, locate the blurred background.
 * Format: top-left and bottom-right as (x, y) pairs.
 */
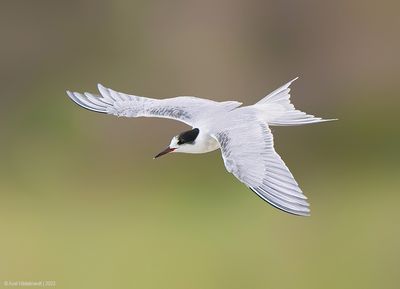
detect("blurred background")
(1, 0), (399, 288)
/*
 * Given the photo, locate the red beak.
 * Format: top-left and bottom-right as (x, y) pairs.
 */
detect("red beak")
(154, 147), (175, 159)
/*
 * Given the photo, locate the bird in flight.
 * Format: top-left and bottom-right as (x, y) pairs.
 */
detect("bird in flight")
(67, 78), (334, 216)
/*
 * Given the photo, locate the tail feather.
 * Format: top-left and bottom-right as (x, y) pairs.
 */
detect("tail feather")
(255, 78), (336, 126)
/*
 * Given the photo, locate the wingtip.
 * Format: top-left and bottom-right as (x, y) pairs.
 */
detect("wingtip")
(66, 90), (78, 102)
(97, 83), (105, 91)
(292, 211), (310, 217)
(249, 187), (311, 217)
(97, 83), (112, 98)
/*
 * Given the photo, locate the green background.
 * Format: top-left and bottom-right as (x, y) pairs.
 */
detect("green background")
(1, 1), (399, 288)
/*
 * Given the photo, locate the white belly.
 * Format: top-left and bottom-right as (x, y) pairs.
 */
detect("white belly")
(194, 133), (220, 153)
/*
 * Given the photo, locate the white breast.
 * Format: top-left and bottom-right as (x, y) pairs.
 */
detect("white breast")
(177, 130), (220, 154)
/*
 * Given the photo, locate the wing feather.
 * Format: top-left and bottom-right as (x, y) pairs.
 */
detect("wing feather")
(67, 84), (242, 126)
(212, 109), (310, 216)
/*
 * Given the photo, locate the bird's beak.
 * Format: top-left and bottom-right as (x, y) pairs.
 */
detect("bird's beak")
(154, 147), (176, 159)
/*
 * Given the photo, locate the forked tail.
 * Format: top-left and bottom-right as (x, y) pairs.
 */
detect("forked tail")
(255, 78), (336, 126)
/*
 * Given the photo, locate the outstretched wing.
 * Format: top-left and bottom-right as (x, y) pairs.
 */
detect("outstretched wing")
(67, 84), (242, 126)
(212, 109), (310, 216)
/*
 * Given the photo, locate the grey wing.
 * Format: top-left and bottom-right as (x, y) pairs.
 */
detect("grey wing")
(212, 114), (310, 216)
(67, 84), (242, 126)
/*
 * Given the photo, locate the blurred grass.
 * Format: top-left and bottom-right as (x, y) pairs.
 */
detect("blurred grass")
(1, 167), (399, 289)
(1, 0), (400, 288)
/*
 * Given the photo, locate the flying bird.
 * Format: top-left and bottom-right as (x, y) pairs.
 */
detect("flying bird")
(66, 78), (335, 216)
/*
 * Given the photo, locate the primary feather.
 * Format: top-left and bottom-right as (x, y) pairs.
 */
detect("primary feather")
(211, 108), (310, 216)
(67, 84), (241, 126)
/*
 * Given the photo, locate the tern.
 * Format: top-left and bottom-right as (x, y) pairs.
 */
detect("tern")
(67, 78), (335, 216)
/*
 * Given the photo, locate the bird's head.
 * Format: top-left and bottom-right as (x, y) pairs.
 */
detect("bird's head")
(154, 128), (200, 158)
